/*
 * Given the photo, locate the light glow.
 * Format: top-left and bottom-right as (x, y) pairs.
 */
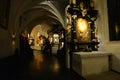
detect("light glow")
(76, 18), (90, 41)
(76, 18), (88, 32)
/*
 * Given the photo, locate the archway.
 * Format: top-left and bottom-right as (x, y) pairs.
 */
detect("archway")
(14, 1), (66, 50)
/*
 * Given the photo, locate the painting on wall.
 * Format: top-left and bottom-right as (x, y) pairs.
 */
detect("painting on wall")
(0, 0), (10, 29)
(107, 0), (120, 41)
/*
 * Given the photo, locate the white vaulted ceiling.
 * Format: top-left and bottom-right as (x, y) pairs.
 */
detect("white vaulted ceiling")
(12, 0), (69, 34)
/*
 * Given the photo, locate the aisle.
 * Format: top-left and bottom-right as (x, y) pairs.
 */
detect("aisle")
(0, 50), (85, 80)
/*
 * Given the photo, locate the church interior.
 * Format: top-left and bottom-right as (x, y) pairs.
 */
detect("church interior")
(0, 0), (120, 80)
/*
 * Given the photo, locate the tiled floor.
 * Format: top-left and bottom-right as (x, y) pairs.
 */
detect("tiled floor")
(0, 50), (85, 80)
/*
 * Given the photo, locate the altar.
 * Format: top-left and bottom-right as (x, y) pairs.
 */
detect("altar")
(72, 51), (112, 76)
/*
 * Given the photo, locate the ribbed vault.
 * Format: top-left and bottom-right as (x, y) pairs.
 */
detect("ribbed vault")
(16, 0), (68, 35)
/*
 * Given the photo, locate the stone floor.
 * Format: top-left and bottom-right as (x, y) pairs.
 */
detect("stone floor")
(0, 50), (85, 80)
(0, 50), (120, 80)
(85, 71), (120, 80)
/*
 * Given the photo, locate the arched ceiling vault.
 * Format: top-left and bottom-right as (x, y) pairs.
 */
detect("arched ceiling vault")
(25, 15), (62, 34)
(15, 0), (69, 33)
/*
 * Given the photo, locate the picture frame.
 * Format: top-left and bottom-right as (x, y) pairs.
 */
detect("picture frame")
(0, 0), (10, 29)
(107, 0), (120, 41)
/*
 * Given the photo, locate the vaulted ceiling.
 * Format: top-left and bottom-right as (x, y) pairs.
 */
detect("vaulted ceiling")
(11, 0), (69, 34)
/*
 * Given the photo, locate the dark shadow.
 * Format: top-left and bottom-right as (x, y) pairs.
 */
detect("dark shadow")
(42, 37), (52, 56)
